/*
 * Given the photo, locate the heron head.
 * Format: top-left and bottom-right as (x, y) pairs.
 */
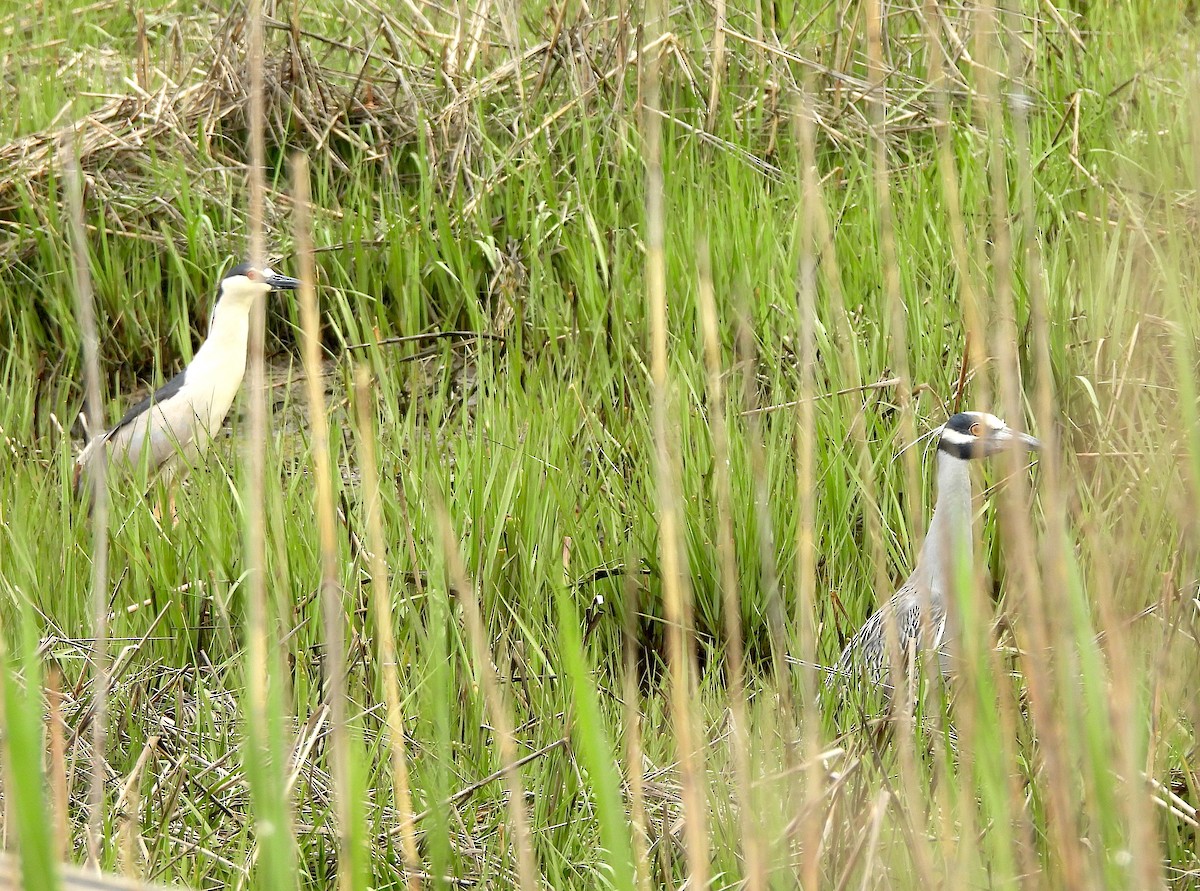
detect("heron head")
(936, 411), (1041, 460)
(217, 262), (301, 308)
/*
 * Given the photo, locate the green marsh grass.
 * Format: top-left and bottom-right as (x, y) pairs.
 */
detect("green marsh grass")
(0, 0), (1198, 888)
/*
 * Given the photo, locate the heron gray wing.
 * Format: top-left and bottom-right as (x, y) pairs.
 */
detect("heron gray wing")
(104, 392), (204, 471)
(104, 367), (190, 441)
(829, 583), (947, 689)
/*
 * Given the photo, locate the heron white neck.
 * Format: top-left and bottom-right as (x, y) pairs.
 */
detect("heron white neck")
(912, 450), (974, 595)
(192, 298), (253, 370)
(181, 295), (256, 430)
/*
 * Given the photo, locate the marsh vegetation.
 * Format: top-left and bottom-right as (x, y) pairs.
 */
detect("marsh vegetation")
(0, 1), (1198, 888)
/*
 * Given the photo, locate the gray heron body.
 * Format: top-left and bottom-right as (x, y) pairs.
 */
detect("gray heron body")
(74, 262), (300, 491)
(828, 411), (1041, 695)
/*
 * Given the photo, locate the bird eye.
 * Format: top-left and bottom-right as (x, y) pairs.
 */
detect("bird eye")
(245, 269), (261, 282)
(969, 422), (982, 437)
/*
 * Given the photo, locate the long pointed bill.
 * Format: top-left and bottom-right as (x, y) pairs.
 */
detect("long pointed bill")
(263, 268), (301, 291)
(997, 426), (1042, 452)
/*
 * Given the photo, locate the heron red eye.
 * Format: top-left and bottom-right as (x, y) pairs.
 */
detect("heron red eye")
(246, 269), (261, 282)
(969, 422), (982, 437)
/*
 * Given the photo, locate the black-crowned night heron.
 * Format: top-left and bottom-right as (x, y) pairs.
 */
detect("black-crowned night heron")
(74, 262), (300, 492)
(828, 411), (1041, 695)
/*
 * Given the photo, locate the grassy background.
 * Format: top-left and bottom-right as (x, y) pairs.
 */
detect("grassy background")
(0, 0), (1198, 888)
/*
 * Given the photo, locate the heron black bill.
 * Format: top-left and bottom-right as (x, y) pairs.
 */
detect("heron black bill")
(263, 268), (301, 291)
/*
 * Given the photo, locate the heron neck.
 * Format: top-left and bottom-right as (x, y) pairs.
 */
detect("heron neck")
(912, 450), (974, 594)
(191, 298), (253, 379)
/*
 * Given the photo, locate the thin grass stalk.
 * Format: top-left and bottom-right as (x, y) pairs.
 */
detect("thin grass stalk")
(695, 239), (763, 891)
(791, 93), (826, 891)
(722, 316), (798, 796)
(116, 792), (138, 880)
(750, 0), (764, 69)
(920, 5), (1033, 883)
(1009, 16), (1161, 888)
(924, 46), (1004, 794)
(863, 5), (940, 884)
(1142, 50), (1200, 888)
(918, 2), (986, 880)
(242, 2), (295, 887)
(1149, 44), (1200, 879)
(736, 319), (797, 718)
(784, 75), (887, 693)
(772, 64), (884, 692)
(974, 1), (1083, 884)
(114, 737), (155, 880)
(1145, 548), (1186, 779)
(611, 0), (631, 122)
(791, 99), (909, 881)
(446, 1), (463, 80)
(985, 149), (1063, 885)
(1138, 42), (1200, 795)
(729, 305), (807, 877)
(620, 570), (653, 891)
(1177, 47), (1200, 568)
(293, 153), (363, 890)
(459, 0), (490, 82)
(865, 0), (919, 555)
(854, 790), (889, 891)
(0, 631), (56, 890)
(0, 604), (7, 847)
(430, 499), (539, 891)
(389, 394), (427, 639)
(352, 367), (423, 891)
(705, 0), (726, 133)
(47, 668), (69, 861)
(500, 0), (523, 104)
(63, 134), (109, 870)
(855, 33), (910, 733)
(789, 124), (859, 385)
(640, 0), (709, 885)
(922, 0), (989, 385)
(1104, 52), (1171, 891)
(1091, 539), (1160, 885)
(553, 587), (637, 891)
(828, 388), (895, 724)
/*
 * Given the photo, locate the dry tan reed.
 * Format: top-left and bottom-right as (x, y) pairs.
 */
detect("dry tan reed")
(863, 2), (938, 884)
(791, 90), (826, 891)
(619, 568), (654, 891)
(978, 0), (1086, 884)
(430, 499), (539, 891)
(351, 367), (423, 891)
(696, 238), (765, 888)
(240, 0), (297, 885)
(641, 0), (710, 884)
(62, 134), (110, 871)
(293, 152), (358, 891)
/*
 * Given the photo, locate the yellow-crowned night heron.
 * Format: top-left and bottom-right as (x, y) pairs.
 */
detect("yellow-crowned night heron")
(74, 262), (299, 491)
(828, 411), (1041, 694)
